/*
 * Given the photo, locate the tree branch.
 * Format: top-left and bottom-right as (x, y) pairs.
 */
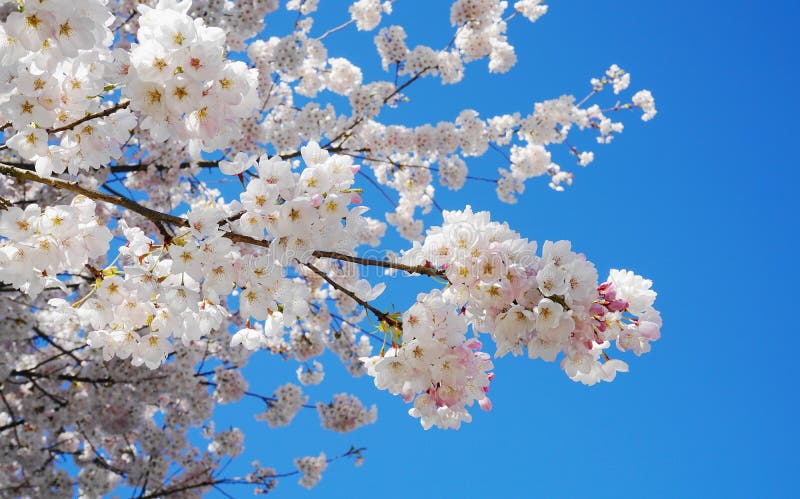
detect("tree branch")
(0, 163), (445, 283)
(315, 19), (355, 40)
(303, 260), (402, 330)
(31, 326), (84, 365)
(312, 250), (446, 279)
(49, 100), (131, 135)
(0, 418), (25, 433)
(321, 67), (433, 151)
(0, 161), (187, 227)
(136, 445), (365, 499)
(201, 380), (315, 409)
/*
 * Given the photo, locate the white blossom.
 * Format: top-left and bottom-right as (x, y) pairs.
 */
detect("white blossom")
(0, 0), (661, 494)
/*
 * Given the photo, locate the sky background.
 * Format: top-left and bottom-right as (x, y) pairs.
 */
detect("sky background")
(206, 1), (799, 497)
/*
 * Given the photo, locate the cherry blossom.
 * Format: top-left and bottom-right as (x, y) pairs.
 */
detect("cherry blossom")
(0, 0), (662, 495)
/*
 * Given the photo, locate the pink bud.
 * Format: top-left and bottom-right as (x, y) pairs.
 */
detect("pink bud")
(479, 397), (493, 411)
(607, 299), (628, 312)
(590, 303), (605, 316)
(487, 372), (495, 381)
(310, 194), (323, 207)
(598, 281), (616, 300)
(465, 338), (483, 350)
(350, 192), (362, 204)
(350, 164), (361, 174)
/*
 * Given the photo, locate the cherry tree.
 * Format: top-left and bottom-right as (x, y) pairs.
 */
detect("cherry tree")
(0, 0), (661, 496)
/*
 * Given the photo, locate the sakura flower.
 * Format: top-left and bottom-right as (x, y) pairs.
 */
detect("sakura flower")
(294, 453), (327, 489)
(231, 324), (266, 350)
(6, 126), (49, 160)
(220, 152), (256, 176)
(316, 393), (377, 433)
(133, 334), (173, 369)
(632, 89), (657, 121)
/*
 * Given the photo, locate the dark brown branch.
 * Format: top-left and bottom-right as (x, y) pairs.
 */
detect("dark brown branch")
(357, 169), (398, 207)
(17, 374), (67, 407)
(0, 101), (129, 153)
(0, 161), (187, 226)
(309, 302), (382, 340)
(137, 476), (248, 499)
(32, 327), (84, 365)
(76, 422), (127, 476)
(304, 261), (402, 330)
(0, 163), (445, 280)
(108, 161), (220, 173)
(0, 418), (25, 433)
(112, 10), (138, 33)
(386, 67), (432, 102)
(10, 369), (166, 386)
(312, 250), (446, 279)
(0, 391), (23, 448)
(24, 343), (88, 373)
(49, 100), (131, 135)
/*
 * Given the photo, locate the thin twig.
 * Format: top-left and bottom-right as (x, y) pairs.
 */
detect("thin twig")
(304, 260), (402, 329)
(31, 327), (83, 365)
(49, 100), (131, 135)
(315, 19), (355, 40)
(312, 250), (446, 279)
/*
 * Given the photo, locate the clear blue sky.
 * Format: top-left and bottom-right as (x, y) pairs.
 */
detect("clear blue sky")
(209, 1), (800, 497)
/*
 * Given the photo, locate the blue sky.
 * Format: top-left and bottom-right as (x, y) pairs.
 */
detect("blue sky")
(208, 1), (800, 497)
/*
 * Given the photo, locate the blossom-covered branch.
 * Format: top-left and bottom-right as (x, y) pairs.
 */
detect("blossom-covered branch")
(0, 0), (661, 495)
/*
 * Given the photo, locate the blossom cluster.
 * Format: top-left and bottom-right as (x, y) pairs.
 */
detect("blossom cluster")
(124, 0), (259, 154)
(450, 0), (519, 74)
(363, 289), (494, 430)
(256, 383), (308, 428)
(0, 0), (137, 175)
(72, 142), (381, 369)
(0, 0), (262, 177)
(297, 360), (326, 385)
(350, 0), (394, 31)
(361, 207), (661, 428)
(223, 142), (375, 263)
(0, 195), (112, 296)
(335, 65), (655, 238)
(294, 452), (328, 489)
(317, 393), (378, 433)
